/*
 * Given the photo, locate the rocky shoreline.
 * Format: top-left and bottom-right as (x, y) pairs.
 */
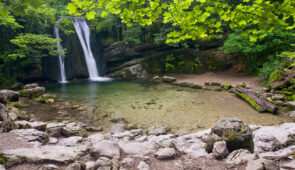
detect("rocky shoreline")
(0, 83), (295, 170)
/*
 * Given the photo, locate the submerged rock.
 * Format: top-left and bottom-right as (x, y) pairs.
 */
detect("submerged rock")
(155, 148), (176, 160)
(162, 76), (176, 83)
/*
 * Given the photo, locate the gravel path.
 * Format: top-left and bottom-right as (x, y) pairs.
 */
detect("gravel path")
(173, 72), (264, 91)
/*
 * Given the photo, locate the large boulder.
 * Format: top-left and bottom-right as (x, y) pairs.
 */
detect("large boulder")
(205, 118), (254, 153)
(20, 84), (45, 99)
(0, 90), (20, 102)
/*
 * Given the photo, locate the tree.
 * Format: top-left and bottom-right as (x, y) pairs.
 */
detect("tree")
(67, 0), (295, 43)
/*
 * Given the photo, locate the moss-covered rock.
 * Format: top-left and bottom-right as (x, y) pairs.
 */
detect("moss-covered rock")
(0, 154), (7, 165)
(221, 83), (232, 90)
(35, 94), (56, 103)
(269, 70), (284, 82)
(204, 82), (221, 86)
(19, 87), (45, 99)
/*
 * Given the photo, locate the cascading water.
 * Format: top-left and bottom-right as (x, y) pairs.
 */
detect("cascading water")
(54, 21), (67, 83)
(72, 18), (111, 81)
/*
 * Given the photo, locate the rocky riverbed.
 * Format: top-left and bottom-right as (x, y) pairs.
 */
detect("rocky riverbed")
(1, 83), (295, 170)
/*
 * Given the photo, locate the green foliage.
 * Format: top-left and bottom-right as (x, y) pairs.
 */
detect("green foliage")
(68, 0), (295, 44)
(268, 70), (283, 82)
(280, 44), (295, 69)
(58, 18), (75, 35)
(122, 25), (143, 45)
(164, 53), (200, 73)
(222, 30), (295, 73)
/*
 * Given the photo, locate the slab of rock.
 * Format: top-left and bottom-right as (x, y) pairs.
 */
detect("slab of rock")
(162, 76), (176, 83)
(155, 148), (176, 160)
(19, 87), (45, 98)
(137, 161), (150, 170)
(10, 129), (48, 145)
(24, 83), (39, 89)
(147, 125), (170, 136)
(1, 145), (87, 165)
(225, 149), (258, 165)
(212, 141), (229, 160)
(59, 136), (83, 146)
(46, 123), (65, 137)
(91, 141), (121, 160)
(246, 158), (279, 170)
(208, 118), (253, 152)
(15, 120), (46, 131)
(62, 122), (87, 137)
(119, 141), (155, 156)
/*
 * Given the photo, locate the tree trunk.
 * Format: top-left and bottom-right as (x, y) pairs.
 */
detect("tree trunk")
(234, 87), (278, 113)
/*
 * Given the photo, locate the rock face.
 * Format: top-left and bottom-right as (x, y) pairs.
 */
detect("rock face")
(206, 118), (253, 153)
(212, 141), (229, 160)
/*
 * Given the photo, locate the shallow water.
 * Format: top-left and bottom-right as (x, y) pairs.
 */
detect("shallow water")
(45, 80), (291, 133)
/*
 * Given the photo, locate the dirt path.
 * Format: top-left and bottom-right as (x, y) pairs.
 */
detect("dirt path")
(172, 72), (264, 91)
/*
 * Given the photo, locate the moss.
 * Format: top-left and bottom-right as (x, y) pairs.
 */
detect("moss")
(190, 84), (202, 89)
(8, 102), (27, 109)
(221, 83), (232, 90)
(234, 90), (262, 112)
(269, 70), (283, 82)
(0, 154), (7, 165)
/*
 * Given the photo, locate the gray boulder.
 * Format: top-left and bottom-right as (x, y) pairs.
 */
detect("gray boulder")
(154, 148), (176, 160)
(0, 90), (20, 102)
(206, 118), (253, 153)
(62, 122), (87, 137)
(15, 120), (46, 131)
(212, 141), (229, 160)
(20, 86), (45, 98)
(46, 122), (65, 137)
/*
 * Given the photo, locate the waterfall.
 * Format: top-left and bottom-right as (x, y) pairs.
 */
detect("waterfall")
(72, 18), (111, 81)
(54, 22), (67, 83)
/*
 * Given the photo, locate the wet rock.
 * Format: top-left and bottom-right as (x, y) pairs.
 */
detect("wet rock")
(93, 157), (112, 170)
(19, 87), (45, 98)
(62, 122), (87, 137)
(225, 149), (258, 165)
(42, 164), (60, 170)
(212, 141), (229, 160)
(209, 118), (253, 152)
(246, 158), (279, 170)
(147, 125), (170, 136)
(121, 157), (134, 168)
(137, 161), (150, 170)
(0, 90), (20, 102)
(10, 129), (49, 145)
(151, 76), (162, 83)
(162, 76), (176, 83)
(91, 141), (121, 160)
(65, 161), (85, 170)
(46, 123), (65, 137)
(15, 120), (46, 131)
(59, 136), (83, 146)
(155, 148), (176, 160)
(1, 145), (87, 164)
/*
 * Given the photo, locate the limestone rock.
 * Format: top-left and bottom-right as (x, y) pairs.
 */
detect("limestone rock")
(155, 148), (176, 160)
(225, 149), (258, 165)
(48, 137), (58, 144)
(0, 90), (20, 102)
(246, 158), (279, 170)
(162, 76), (176, 83)
(121, 157), (134, 168)
(93, 157), (112, 170)
(91, 141), (121, 160)
(281, 160), (295, 169)
(65, 162), (85, 170)
(147, 125), (170, 136)
(24, 83), (39, 89)
(62, 122), (87, 137)
(212, 141), (229, 160)
(4, 154), (22, 167)
(137, 161), (150, 170)
(15, 120), (46, 131)
(42, 164), (60, 170)
(119, 141), (155, 156)
(0, 165), (5, 170)
(11, 129), (49, 145)
(46, 122), (65, 137)
(1, 145), (87, 164)
(209, 118), (253, 152)
(85, 161), (96, 170)
(20, 87), (45, 98)
(59, 136), (83, 146)
(151, 76), (162, 83)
